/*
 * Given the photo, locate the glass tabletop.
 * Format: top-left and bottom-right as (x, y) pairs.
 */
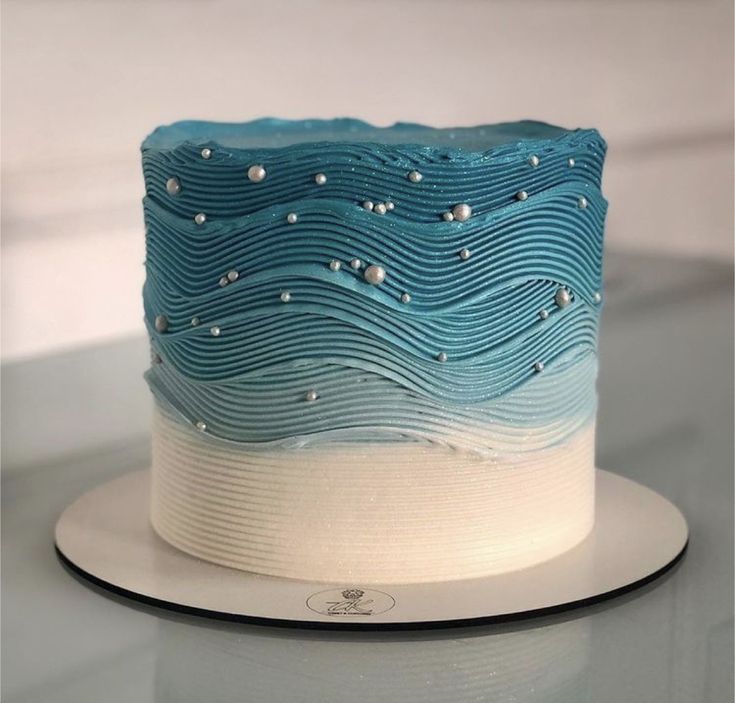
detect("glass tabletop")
(2, 252), (733, 703)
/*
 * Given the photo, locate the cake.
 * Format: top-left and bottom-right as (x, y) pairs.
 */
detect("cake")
(142, 119), (607, 584)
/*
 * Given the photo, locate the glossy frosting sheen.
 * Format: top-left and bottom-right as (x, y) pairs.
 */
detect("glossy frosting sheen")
(143, 118), (607, 454)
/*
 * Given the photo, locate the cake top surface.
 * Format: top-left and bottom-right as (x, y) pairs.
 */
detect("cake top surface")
(143, 117), (588, 153)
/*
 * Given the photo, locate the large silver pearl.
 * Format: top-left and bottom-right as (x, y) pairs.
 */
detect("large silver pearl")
(568, 158), (576, 168)
(201, 148), (212, 160)
(578, 196), (588, 209)
(459, 248), (471, 261)
(287, 212), (298, 224)
(528, 154), (540, 167)
(400, 292), (411, 304)
(539, 309), (549, 320)
(305, 389), (319, 402)
(166, 177), (181, 196)
(194, 212), (207, 225)
(154, 315), (169, 332)
(534, 361), (545, 373)
(408, 170), (423, 183)
(374, 203), (387, 215)
(437, 351), (448, 363)
(191, 317), (201, 327)
(219, 276), (229, 288)
(210, 326), (221, 337)
(248, 165), (266, 182)
(350, 258), (362, 269)
(329, 260), (342, 271)
(442, 211), (454, 222)
(362, 201), (374, 211)
(280, 291), (292, 303)
(227, 270), (239, 282)
(452, 203), (472, 222)
(593, 291), (602, 304)
(196, 420), (208, 432)
(555, 287), (572, 308)
(364, 265), (386, 285)
(314, 173), (327, 185)
(516, 191), (528, 201)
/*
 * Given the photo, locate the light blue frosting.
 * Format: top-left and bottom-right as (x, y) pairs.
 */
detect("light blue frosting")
(142, 118), (607, 451)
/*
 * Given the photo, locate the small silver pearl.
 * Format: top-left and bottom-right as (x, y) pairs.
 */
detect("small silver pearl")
(516, 191), (528, 201)
(210, 326), (221, 337)
(539, 309), (549, 320)
(248, 164), (266, 182)
(305, 389), (319, 402)
(314, 173), (327, 185)
(219, 276), (229, 288)
(154, 315), (169, 332)
(593, 291), (602, 304)
(568, 158), (576, 168)
(191, 317), (201, 327)
(287, 212), (298, 224)
(437, 352), (448, 363)
(528, 154), (540, 167)
(534, 361), (545, 373)
(194, 212), (207, 225)
(442, 212), (454, 222)
(400, 292), (411, 304)
(165, 177), (181, 196)
(227, 270), (239, 282)
(280, 291), (292, 303)
(350, 258), (362, 269)
(578, 196), (588, 209)
(408, 170), (423, 183)
(201, 148), (212, 160)
(385, 201), (395, 211)
(374, 203), (387, 215)
(452, 203), (472, 222)
(196, 420), (207, 432)
(329, 259), (342, 271)
(555, 287), (572, 308)
(364, 265), (386, 285)
(459, 248), (471, 261)
(362, 201), (374, 211)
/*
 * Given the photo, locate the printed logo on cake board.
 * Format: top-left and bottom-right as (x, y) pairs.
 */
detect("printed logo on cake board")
(306, 588), (396, 616)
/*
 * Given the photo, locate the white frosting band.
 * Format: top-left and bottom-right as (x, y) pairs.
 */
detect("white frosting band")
(150, 409), (595, 583)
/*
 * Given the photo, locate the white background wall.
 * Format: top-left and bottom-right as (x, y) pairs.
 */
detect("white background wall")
(2, 0), (733, 362)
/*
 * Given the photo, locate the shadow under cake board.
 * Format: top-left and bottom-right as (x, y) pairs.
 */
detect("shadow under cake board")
(55, 469), (688, 631)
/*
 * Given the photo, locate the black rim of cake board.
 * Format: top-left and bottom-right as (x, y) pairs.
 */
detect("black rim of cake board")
(54, 539), (688, 632)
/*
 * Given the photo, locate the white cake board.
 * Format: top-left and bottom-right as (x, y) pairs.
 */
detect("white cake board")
(55, 469), (687, 630)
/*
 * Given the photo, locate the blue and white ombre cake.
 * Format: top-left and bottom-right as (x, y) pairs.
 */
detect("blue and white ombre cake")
(142, 119), (607, 583)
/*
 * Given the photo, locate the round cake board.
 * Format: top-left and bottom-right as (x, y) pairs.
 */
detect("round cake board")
(55, 469), (687, 630)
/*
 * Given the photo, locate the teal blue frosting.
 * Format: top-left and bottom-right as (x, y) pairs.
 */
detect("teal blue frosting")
(142, 118), (607, 451)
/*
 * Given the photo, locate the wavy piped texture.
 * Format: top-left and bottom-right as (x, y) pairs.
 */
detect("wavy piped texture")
(142, 118), (608, 581)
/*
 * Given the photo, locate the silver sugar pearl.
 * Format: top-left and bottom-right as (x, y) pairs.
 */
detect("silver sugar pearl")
(287, 212), (298, 224)
(194, 212), (207, 225)
(350, 258), (362, 269)
(362, 201), (374, 211)
(248, 164), (267, 182)
(154, 315), (169, 332)
(227, 270), (239, 282)
(555, 287), (572, 308)
(568, 158), (576, 168)
(385, 201), (395, 211)
(374, 203), (387, 215)
(459, 248), (471, 261)
(408, 170), (423, 183)
(195, 420), (207, 432)
(210, 326), (221, 337)
(191, 317), (201, 327)
(442, 211), (454, 222)
(305, 389), (319, 402)
(165, 177), (181, 196)
(534, 361), (545, 373)
(452, 203), (472, 222)
(593, 291), (602, 304)
(364, 265), (386, 285)
(400, 292), (411, 304)
(516, 191), (529, 201)
(539, 309), (549, 320)
(437, 352), (448, 363)
(578, 196), (588, 209)
(280, 291), (292, 303)
(529, 154), (540, 167)
(219, 276), (229, 288)
(329, 260), (342, 271)
(201, 148), (212, 160)
(314, 173), (327, 185)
